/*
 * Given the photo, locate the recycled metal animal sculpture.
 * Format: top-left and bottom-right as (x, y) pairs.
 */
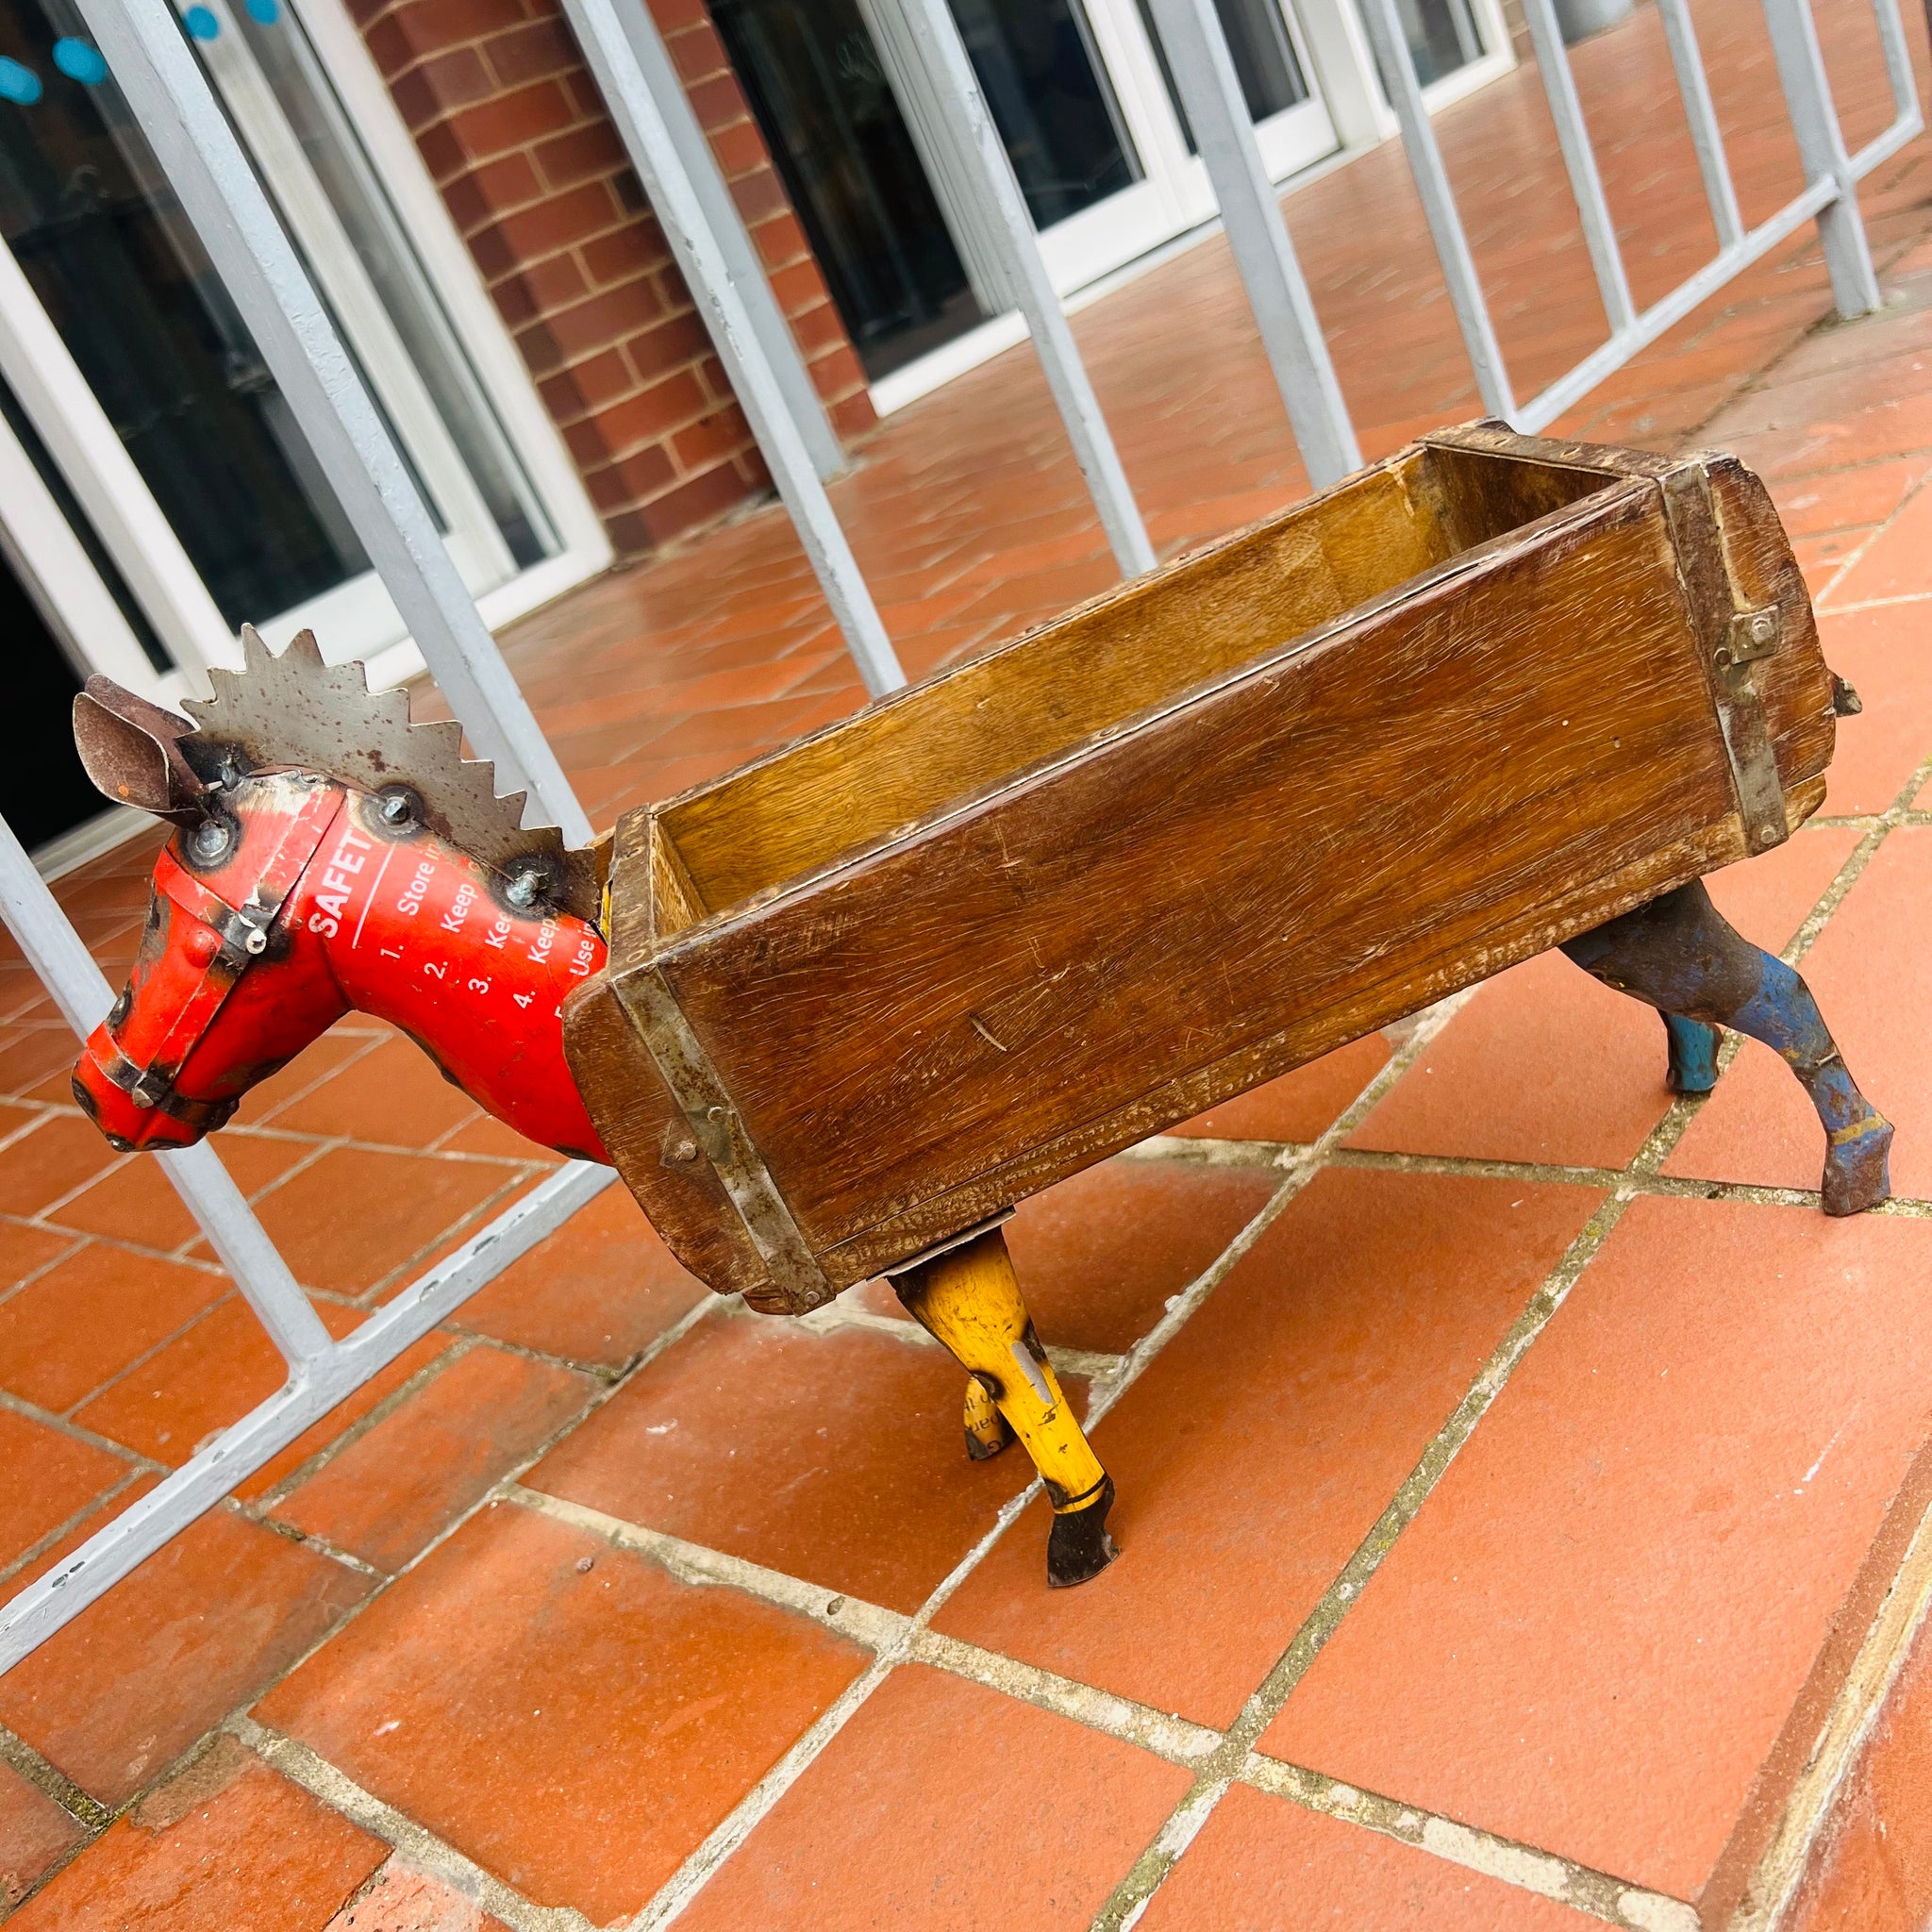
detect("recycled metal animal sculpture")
(69, 425), (1893, 1591)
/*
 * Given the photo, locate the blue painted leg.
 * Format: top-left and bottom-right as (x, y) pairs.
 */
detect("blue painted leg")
(1661, 1013), (1720, 1094)
(1562, 882), (1892, 1215)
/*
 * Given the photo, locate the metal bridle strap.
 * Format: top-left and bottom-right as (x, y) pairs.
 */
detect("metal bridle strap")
(106, 786), (342, 1104)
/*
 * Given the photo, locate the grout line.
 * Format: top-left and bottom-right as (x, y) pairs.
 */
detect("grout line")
(0, 1721), (111, 1832)
(1237, 1755), (1697, 1931)
(228, 1715), (595, 1932)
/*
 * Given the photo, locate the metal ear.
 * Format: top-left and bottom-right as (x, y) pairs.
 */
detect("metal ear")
(72, 676), (211, 824)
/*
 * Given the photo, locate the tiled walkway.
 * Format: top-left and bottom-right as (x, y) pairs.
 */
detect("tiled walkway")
(3, 2), (1932, 1924)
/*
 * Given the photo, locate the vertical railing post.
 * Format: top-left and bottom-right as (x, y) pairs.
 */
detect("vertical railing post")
(548, 0), (908, 696)
(1759, 0), (1882, 317)
(1353, 0), (1517, 418)
(1142, 0), (1360, 488)
(889, 0), (1157, 578)
(1656, 0), (1745, 250)
(75, 0), (596, 842)
(1518, 0), (1637, 332)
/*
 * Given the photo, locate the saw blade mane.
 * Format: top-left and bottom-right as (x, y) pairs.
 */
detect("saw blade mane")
(180, 625), (599, 922)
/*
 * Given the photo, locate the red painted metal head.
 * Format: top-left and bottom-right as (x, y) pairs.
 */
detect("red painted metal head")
(69, 636), (609, 1163)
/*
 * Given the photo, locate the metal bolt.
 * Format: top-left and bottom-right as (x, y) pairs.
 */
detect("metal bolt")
(243, 926), (269, 956)
(505, 867), (542, 910)
(378, 791), (413, 827)
(191, 819), (232, 863)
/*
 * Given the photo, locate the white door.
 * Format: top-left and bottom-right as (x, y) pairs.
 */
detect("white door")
(0, 0), (604, 692)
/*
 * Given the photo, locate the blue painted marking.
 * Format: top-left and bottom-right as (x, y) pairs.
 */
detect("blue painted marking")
(244, 0), (279, 23)
(52, 39), (108, 85)
(183, 6), (221, 39)
(0, 57), (42, 104)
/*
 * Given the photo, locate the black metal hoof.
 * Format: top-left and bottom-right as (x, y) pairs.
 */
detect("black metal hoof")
(1046, 1475), (1118, 1589)
(1823, 1118), (1893, 1216)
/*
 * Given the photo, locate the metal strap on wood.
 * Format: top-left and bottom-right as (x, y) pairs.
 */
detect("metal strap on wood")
(612, 965), (837, 1311)
(1661, 459), (1791, 857)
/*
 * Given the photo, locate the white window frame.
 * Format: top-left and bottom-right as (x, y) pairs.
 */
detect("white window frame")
(0, 0), (610, 707)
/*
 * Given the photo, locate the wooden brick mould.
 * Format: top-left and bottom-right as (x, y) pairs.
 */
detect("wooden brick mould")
(348, 0), (877, 554)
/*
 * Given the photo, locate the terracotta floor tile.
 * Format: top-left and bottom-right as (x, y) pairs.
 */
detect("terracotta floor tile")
(1139, 1784), (1600, 1930)
(1817, 604), (1932, 814)
(0, 1223), (78, 1294)
(233, 1147), (520, 1295)
(0, 1115), (118, 1219)
(0, 1758), (84, 1911)
(1169, 1034), (1393, 1145)
(532, 1313), (1049, 1610)
(0, 1029), (87, 1104)
(448, 1181), (708, 1366)
(1667, 827), (1932, 1199)
(232, 1028), (384, 1127)
(1822, 475), (1932, 608)
(432, 1111), (563, 1160)
(270, 1036), (486, 1148)
(10, 1737), (385, 1930)
(0, 1409), (129, 1570)
(0, 1507), (371, 1807)
(74, 1292), (358, 1466)
(47, 1135), (312, 1251)
(677, 1665), (1191, 1932)
(1260, 1195), (1932, 1900)
(232, 1333), (456, 1504)
(1352, 828), (1862, 1171)
(1772, 458), (1931, 539)
(325, 1856), (516, 1932)
(257, 1502), (868, 1923)
(0, 1245), (227, 1414)
(935, 1171), (1601, 1725)
(1350, 952), (1674, 1169)
(274, 1344), (594, 1572)
(853, 1157), (1283, 1357)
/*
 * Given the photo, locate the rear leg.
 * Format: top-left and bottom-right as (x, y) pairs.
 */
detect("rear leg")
(1561, 881), (1891, 1215)
(1662, 1013), (1720, 1094)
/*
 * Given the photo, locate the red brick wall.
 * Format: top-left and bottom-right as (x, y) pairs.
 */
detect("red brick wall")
(350, 0), (876, 555)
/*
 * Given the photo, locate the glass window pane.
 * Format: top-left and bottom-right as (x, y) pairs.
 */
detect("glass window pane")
(1132, 0), (1309, 154)
(954, 0), (1141, 228)
(1399, 0), (1486, 86)
(710, 0), (984, 380)
(0, 0), (371, 626)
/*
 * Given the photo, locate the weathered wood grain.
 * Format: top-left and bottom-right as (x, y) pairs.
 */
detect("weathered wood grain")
(574, 429), (1839, 1307)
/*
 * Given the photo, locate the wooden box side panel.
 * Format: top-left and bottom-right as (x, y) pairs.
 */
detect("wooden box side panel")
(559, 974), (775, 1307)
(660, 484), (1737, 1254)
(654, 456), (1462, 922)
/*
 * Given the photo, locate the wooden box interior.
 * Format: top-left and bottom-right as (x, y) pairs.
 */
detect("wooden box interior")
(648, 441), (1618, 939)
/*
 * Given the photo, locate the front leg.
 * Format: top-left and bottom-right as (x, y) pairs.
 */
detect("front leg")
(1561, 880), (1892, 1215)
(890, 1225), (1119, 1587)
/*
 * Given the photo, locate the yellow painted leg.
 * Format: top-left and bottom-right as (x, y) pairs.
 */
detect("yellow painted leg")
(891, 1225), (1118, 1587)
(962, 1375), (1014, 1460)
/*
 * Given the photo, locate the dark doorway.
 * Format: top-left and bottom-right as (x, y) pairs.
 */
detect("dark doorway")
(1, 554), (108, 854)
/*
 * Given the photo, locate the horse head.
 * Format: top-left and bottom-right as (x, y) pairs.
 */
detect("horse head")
(69, 629), (610, 1162)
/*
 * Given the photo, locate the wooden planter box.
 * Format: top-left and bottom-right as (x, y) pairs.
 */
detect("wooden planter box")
(563, 425), (1836, 1313)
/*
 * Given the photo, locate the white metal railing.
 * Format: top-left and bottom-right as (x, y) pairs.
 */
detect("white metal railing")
(0, 0), (1921, 1676)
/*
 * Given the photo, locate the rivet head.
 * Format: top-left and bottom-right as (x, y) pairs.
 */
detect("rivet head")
(504, 867), (543, 909)
(190, 819), (233, 864)
(379, 793), (411, 825)
(1758, 824), (1779, 843)
(243, 926), (269, 956)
